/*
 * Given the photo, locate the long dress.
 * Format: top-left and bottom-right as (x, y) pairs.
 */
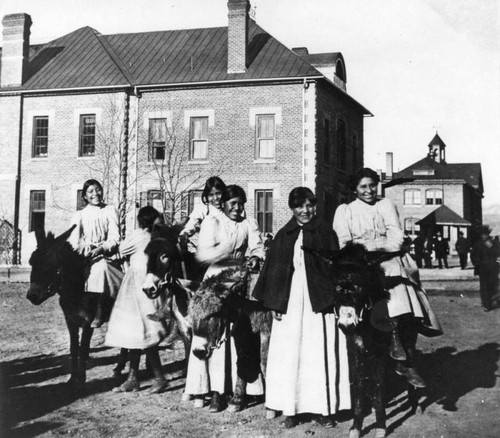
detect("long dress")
(265, 231), (351, 416)
(184, 213), (266, 396)
(69, 203), (123, 297)
(105, 228), (167, 349)
(333, 197), (424, 318)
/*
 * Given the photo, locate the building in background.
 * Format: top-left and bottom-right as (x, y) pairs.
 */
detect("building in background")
(0, 0), (370, 264)
(382, 133), (483, 253)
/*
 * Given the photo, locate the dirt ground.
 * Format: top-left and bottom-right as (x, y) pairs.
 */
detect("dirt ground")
(1, 281), (499, 438)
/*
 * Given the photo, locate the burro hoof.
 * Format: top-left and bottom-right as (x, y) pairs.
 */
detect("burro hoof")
(375, 428), (387, 438)
(227, 402), (244, 413)
(349, 429), (361, 438)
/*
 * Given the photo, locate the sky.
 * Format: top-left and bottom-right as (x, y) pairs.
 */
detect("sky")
(1, 0), (499, 207)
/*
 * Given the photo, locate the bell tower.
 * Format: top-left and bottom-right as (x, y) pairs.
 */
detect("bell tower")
(428, 132), (446, 164)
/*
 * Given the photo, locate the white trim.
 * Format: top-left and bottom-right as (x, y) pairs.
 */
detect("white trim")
(183, 109), (215, 128)
(253, 159), (276, 164)
(143, 110), (173, 129)
(249, 107), (282, 126)
(73, 108), (102, 127)
(247, 183), (281, 201)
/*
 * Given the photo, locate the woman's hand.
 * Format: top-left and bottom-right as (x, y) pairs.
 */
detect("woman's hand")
(246, 256), (260, 272)
(89, 246), (104, 259)
(271, 310), (282, 321)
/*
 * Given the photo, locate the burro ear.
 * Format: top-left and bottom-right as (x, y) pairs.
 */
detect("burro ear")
(56, 224), (77, 242)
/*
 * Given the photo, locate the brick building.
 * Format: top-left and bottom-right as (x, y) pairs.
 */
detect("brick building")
(0, 1), (370, 264)
(382, 133), (483, 252)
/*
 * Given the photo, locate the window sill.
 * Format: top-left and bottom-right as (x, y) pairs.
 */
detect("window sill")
(253, 159), (276, 164)
(187, 160), (210, 165)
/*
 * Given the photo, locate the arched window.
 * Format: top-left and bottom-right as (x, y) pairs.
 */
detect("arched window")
(404, 189), (421, 205)
(426, 189), (443, 205)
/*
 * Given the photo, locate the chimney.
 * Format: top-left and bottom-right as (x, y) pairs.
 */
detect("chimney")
(1, 13), (32, 87)
(386, 152), (393, 180)
(227, 0), (249, 74)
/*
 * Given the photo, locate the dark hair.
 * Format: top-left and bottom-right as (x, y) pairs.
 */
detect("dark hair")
(201, 176), (226, 205)
(348, 168), (380, 192)
(81, 179), (103, 203)
(137, 206), (161, 231)
(288, 187), (317, 209)
(221, 185), (247, 204)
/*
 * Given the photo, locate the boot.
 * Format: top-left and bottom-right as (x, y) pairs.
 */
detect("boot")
(112, 369), (139, 392)
(390, 329), (407, 361)
(395, 362), (426, 388)
(148, 376), (168, 394)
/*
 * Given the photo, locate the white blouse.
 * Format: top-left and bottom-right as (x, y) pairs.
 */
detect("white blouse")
(196, 213), (265, 265)
(333, 197), (404, 252)
(69, 204), (120, 256)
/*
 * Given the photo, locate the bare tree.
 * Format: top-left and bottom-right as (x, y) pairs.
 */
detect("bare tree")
(142, 116), (226, 225)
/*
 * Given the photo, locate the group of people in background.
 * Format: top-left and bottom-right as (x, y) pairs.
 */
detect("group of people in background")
(65, 165), (498, 429)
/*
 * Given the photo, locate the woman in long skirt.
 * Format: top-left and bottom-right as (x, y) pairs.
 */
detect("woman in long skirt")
(253, 187), (351, 429)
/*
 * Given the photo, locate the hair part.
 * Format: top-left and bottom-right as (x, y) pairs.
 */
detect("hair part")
(137, 206), (161, 231)
(288, 186), (317, 209)
(201, 176), (226, 205)
(221, 185), (247, 204)
(348, 168), (380, 192)
(81, 179), (103, 203)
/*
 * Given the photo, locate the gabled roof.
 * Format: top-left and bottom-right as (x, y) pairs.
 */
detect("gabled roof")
(395, 156), (483, 193)
(416, 205), (471, 227)
(1, 20), (323, 90)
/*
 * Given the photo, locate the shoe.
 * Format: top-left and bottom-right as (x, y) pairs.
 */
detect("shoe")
(395, 363), (426, 388)
(266, 408), (278, 420)
(148, 377), (168, 394)
(279, 416), (298, 429)
(112, 376), (139, 392)
(313, 415), (336, 428)
(390, 331), (407, 361)
(193, 397), (205, 408)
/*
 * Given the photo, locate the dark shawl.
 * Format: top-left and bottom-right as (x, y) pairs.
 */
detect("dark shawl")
(252, 215), (338, 314)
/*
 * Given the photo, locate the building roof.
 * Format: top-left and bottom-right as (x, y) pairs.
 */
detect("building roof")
(0, 19), (369, 113)
(395, 156), (483, 193)
(416, 205), (471, 227)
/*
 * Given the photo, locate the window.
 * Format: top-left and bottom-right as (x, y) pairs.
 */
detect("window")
(404, 218), (420, 235)
(336, 119), (347, 170)
(426, 189), (443, 205)
(256, 115), (275, 159)
(76, 190), (86, 211)
(189, 117), (208, 160)
(404, 189), (421, 205)
(32, 116), (48, 157)
(255, 190), (273, 233)
(323, 118), (331, 165)
(29, 190), (45, 232)
(79, 114), (96, 156)
(143, 190), (189, 224)
(149, 118), (167, 160)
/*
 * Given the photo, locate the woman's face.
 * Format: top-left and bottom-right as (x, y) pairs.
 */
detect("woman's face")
(355, 177), (378, 204)
(292, 199), (315, 225)
(223, 196), (245, 222)
(206, 187), (223, 210)
(84, 184), (103, 206)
